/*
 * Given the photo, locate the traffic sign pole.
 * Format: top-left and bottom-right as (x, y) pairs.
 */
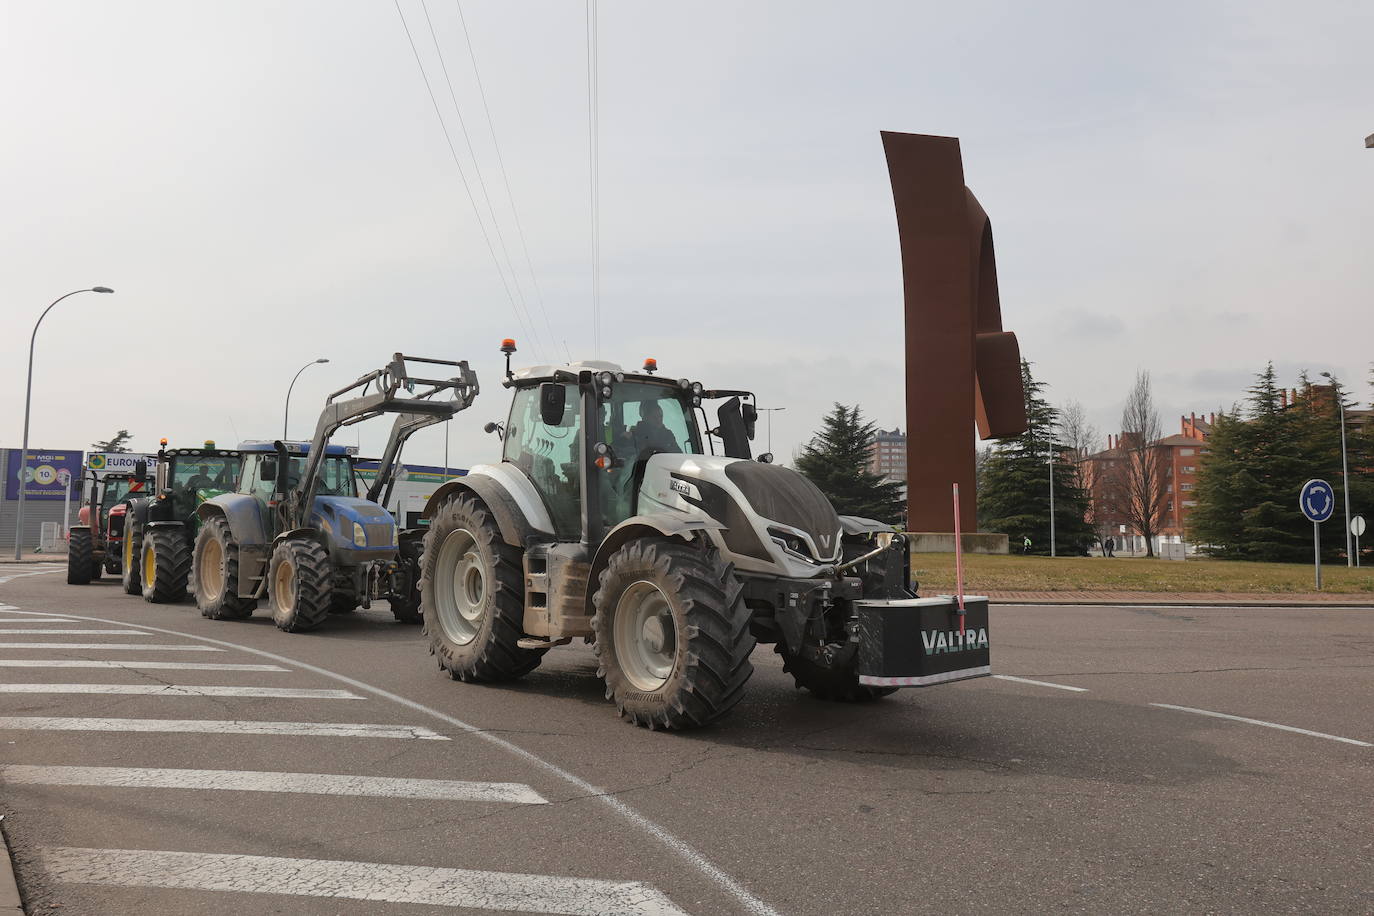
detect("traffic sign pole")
(1313, 521), (1322, 591)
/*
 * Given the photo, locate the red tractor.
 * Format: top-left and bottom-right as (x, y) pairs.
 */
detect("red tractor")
(67, 466), (149, 585)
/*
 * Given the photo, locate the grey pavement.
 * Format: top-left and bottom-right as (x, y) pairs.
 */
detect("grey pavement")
(0, 570), (1371, 914)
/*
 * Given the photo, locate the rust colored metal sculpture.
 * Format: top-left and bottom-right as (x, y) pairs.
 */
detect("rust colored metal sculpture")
(882, 131), (1027, 532)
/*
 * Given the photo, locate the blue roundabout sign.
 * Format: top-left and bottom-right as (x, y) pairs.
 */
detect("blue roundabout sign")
(1299, 479), (1335, 524)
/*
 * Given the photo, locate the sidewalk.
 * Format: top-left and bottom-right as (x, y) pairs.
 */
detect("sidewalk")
(0, 554), (65, 564)
(1, 820), (21, 915)
(983, 589), (1373, 607)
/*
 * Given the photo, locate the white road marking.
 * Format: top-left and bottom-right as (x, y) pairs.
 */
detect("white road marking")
(41, 847), (685, 915)
(0, 608), (781, 916)
(0, 684), (361, 699)
(0, 643), (222, 651)
(0, 618), (78, 623)
(992, 674), (1089, 693)
(3, 765), (546, 804)
(0, 717), (448, 740)
(0, 570), (60, 586)
(0, 660), (287, 672)
(1151, 703), (1373, 747)
(0, 628), (145, 635)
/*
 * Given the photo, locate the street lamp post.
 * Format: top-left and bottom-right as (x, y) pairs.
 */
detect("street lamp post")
(283, 358), (330, 439)
(12, 286), (115, 559)
(1320, 372), (1353, 567)
(1048, 439), (1057, 558)
(758, 407), (786, 454)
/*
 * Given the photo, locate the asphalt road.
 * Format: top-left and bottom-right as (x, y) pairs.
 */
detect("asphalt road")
(1, 565), (1371, 915)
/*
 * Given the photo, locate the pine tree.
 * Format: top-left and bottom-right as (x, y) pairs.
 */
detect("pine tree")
(794, 404), (905, 524)
(977, 360), (1095, 554)
(90, 430), (133, 453)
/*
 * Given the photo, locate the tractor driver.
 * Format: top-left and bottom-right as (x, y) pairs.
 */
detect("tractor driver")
(630, 400), (680, 458)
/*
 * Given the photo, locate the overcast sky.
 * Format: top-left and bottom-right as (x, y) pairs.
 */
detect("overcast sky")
(2, 1), (1371, 470)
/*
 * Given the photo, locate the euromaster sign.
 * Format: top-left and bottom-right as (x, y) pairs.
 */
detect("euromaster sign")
(87, 452), (156, 475)
(5, 449), (83, 500)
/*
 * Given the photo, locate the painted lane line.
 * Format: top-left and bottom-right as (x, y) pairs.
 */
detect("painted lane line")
(0, 643), (222, 651)
(992, 674), (1089, 693)
(0, 609), (781, 916)
(3, 765), (546, 804)
(0, 629), (146, 635)
(1151, 703), (1372, 747)
(41, 847), (686, 916)
(0, 618), (78, 624)
(0, 717), (448, 740)
(0, 660), (288, 672)
(0, 684), (362, 700)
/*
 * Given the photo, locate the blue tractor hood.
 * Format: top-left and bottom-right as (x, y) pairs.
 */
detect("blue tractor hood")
(312, 496), (397, 553)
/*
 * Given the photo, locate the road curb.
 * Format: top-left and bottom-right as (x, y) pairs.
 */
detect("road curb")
(0, 819), (24, 915)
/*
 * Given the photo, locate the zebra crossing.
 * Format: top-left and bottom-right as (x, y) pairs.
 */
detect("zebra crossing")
(0, 598), (695, 914)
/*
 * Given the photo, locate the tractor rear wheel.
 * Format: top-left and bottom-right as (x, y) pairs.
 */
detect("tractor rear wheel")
(592, 537), (755, 730)
(66, 529), (93, 585)
(121, 518), (143, 595)
(774, 644), (897, 702)
(389, 537), (423, 625)
(141, 526), (191, 603)
(268, 537), (332, 632)
(422, 494), (544, 680)
(194, 515), (256, 620)
(89, 557), (103, 581)
(329, 582), (358, 614)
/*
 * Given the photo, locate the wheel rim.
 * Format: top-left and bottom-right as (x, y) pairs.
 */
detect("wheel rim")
(201, 538), (224, 602)
(613, 580), (677, 692)
(274, 557), (295, 613)
(434, 528), (484, 646)
(142, 542), (156, 587)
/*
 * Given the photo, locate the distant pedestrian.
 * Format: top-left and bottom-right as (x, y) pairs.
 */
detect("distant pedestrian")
(1022, 535), (1032, 554)
(1104, 536), (1115, 558)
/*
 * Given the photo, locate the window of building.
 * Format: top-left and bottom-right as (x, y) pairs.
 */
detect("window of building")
(1181, 500), (1197, 508)
(1179, 448), (1194, 456)
(1182, 466), (1195, 474)
(1180, 483), (1194, 491)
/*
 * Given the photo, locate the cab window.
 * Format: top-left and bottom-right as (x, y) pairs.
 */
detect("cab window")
(504, 384), (582, 539)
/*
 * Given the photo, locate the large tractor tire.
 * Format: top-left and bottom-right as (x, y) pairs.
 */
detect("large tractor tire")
(267, 537), (332, 633)
(66, 529), (93, 585)
(121, 519), (143, 595)
(774, 644), (898, 702)
(89, 557), (103, 581)
(141, 526), (191, 604)
(329, 588), (358, 614)
(194, 515), (256, 620)
(592, 537), (755, 730)
(422, 494), (544, 680)
(389, 537), (423, 625)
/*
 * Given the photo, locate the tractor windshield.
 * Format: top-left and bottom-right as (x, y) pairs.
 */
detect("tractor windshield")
(173, 457), (237, 494)
(314, 456), (358, 497)
(599, 382), (702, 461)
(102, 478), (133, 506)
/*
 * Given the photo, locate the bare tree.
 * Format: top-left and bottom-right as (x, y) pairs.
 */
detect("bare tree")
(1059, 399), (1099, 464)
(1120, 370), (1166, 557)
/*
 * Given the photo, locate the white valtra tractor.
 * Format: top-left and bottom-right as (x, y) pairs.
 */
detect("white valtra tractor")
(419, 341), (991, 729)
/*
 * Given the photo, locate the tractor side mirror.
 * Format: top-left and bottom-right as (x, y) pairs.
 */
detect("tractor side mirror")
(741, 403), (758, 440)
(133, 460), (148, 483)
(260, 457), (278, 482)
(539, 383), (567, 427)
(716, 397), (752, 460)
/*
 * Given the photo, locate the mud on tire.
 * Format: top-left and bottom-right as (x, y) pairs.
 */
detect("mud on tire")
(268, 537), (332, 633)
(66, 528), (93, 585)
(592, 537), (755, 730)
(141, 526), (191, 603)
(421, 494), (544, 680)
(194, 514), (256, 620)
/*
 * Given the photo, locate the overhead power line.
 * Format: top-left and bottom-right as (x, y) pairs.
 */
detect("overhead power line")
(392, 0), (543, 360)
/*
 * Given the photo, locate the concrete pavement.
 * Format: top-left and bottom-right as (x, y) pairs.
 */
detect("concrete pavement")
(1, 568), (1372, 913)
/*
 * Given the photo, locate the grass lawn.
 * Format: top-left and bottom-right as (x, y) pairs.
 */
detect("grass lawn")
(910, 552), (1374, 594)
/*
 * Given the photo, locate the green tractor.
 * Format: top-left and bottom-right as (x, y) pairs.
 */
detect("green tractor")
(122, 440), (242, 603)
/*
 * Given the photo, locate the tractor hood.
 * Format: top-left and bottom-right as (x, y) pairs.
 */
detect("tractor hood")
(639, 454), (843, 574)
(312, 496), (397, 550)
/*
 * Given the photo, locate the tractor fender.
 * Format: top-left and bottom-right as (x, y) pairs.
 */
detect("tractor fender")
(838, 515), (896, 537)
(196, 494), (268, 548)
(272, 526), (331, 550)
(420, 465), (553, 548)
(125, 498), (151, 529)
(585, 513), (724, 611)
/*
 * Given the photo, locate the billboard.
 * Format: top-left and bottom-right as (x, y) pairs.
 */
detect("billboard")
(87, 452), (156, 476)
(5, 449), (84, 500)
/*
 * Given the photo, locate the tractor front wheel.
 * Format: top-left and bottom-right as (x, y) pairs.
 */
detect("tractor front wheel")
(268, 537), (332, 632)
(389, 537), (423, 625)
(774, 644), (897, 702)
(194, 515), (256, 620)
(592, 538), (755, 730)
(141, 526), (191, 604)
(422, 495), (543, 680)
(66, 529), (93, 585)
(121, 519), (143, 595)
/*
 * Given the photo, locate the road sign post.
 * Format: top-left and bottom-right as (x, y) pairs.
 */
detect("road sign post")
(1300, 479), (1336, 590)
(1353, 515), (1367, 569)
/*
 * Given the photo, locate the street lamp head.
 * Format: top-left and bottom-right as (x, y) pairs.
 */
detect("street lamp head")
(316, 358), (329, 364)
(92, 286), (114, 294)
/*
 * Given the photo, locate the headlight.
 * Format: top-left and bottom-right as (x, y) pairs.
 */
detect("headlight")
(690, 381), (704, 396)
(352, 521), (367, 547)
(598, 371), (614, 386)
